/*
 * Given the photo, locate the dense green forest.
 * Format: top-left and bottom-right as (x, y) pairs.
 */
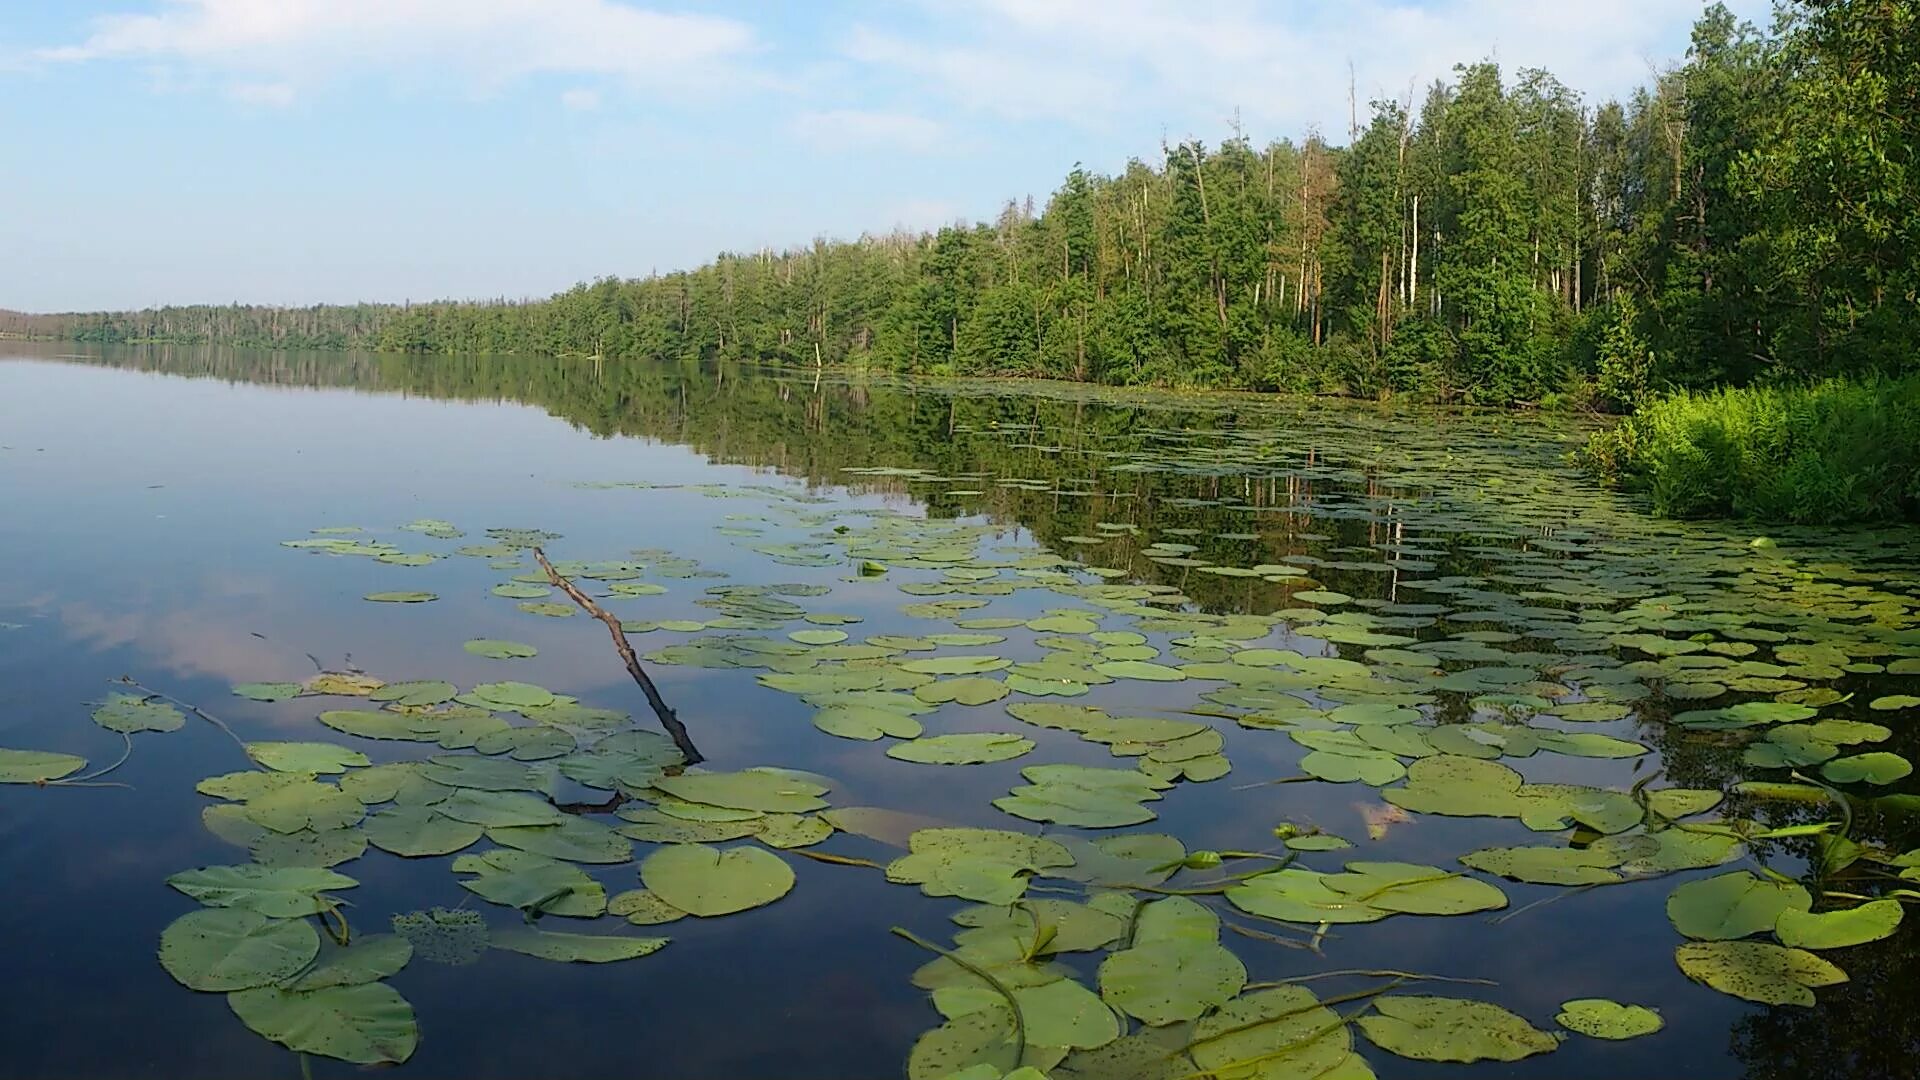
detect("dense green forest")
(15, 2), (1916, 407)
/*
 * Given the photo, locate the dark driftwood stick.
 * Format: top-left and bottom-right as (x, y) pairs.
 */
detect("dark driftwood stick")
(531, 547), (703, 765)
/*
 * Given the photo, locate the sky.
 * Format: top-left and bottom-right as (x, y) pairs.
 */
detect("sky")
(1, 0), (1772, 312)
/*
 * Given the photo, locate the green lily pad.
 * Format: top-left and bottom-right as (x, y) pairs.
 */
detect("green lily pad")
(453, 849), (606, 917)
(1667, 871), (1812, 941)
(888, 828), (1075, 905)
(249, 827), (367, 869)
(652, 770), (829, 813)
(232, 682), (303, 702)
(318, 709), (428, 741)
(158, 908), (319, 991)
(246, 742), (370, 774)
(1820, 752), (1912, 785)
(0, 748), (86, 784)
(364, 592), (436, 603)
(486, 817), (632, 864)
(228, 982), (418, 1064)
(368, 680), (458, 707)
(915, 677), (1012, 706)
(1190, 986), (1352, 1078)
(470, 681), (556, 709)
(755, 813), (834, 849)
(167, 865), (356, 918)
(1555, 998), (1663, 1039)
(640, 844), (795, 916)
(888, 733), (1035, 766)
(1357, 995), (1559, 1062)
(243, 781), (366, 834)
(1674, 941), (1846, 1006)
(1774, 900), (1903, 949)
(287, 935), (413, 990)
(464, 639), (538, 659)
(813, 705), (923, 741)
(1098, 935), (1244, 1025)
(608, 889), (689, 925)
(491, 929), (670, 963)
(92, 693), (186, 733)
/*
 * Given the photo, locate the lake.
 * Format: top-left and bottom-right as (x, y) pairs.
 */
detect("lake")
(1, 342), (1916, 1080)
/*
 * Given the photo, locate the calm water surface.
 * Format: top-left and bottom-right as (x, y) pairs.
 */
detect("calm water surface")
(1, 343), (1915, 1079)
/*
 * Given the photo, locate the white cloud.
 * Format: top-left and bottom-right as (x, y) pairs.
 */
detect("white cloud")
(846, 0), (1776, 139)
(39, 0), (758, 100)
(791, 108), (944, 152)
(227, 80), (293, 106)
(560, 87), (600, 111)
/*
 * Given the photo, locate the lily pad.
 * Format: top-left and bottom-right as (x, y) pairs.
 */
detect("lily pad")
(464, 639), (538, 659)
(228, 982), (418, 1064)
(92, 693), (186, 733)
(158, 908), (319, 991)
(640, 843), (795, 916)
(167, 865), (356, 918)
(232, 682), (303, 702)
(1820, 752), (1912, 785)
(246, 742), (369, 775)
(364, 591), (437, 603)
(0, 748), (86, 784)
(487, 816), (632, 864)
(1774, 900), (1903, 949)
(888, 733), (1035, 766)
(491, 929), (670, 963)
(1555, 998), (1663, 1039)
(1674, 941), (1846, 1006)
(392, 907), (488, 965)
(1357, 995), (1559, 1062)
(652, 770), (829, 813)
(454, 849), (606, 917)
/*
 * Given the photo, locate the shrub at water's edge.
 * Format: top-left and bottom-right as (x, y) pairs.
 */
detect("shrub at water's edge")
(1580, 377), (1920, 523)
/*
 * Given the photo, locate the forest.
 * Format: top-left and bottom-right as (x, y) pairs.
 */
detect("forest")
(13, 2), (1916, 413)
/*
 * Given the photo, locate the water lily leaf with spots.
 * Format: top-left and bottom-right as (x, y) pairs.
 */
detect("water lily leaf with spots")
(640, 843), (794, 916)
(1323, 862), (1507, 915)
(887, 828), (1074, 905)
(1774, 900), (1903, 949)
(608, 889), (688, 925)
(419, 755), (543, 792)
(486, 816), (632, 864)
(92, 693), (185, 734)
(652, 769), (829, 813)
(453, 849), (606, 917)
(1820, 752), (1912, 785)
(952, 900), (1125, 954)
(472, 725), (575, 761)
(229, 983), (417, 1065)
(246, 742), (369, 774)
(1357, 996), (1559, 1062)
(1048, 834), (1184, 888)
(1675, 941), (1846, 1005)
(167, 865), (357, 917)
(243, 781), (366, 834)
(1097, 935), (1244, 1025)
(1460, 845), (1623, 886)
(1190, 987), (1354, 1078)
(755, 813), (834, 848)
(491, 929), (670, 963)
(0, 748), (87, 783)
(232, 682), (303, 702)
(288, 935), (413, 990)
(368, 680), (458, 707)
(1666, 871), (1812, 941)
(249, 827), (367, 869)
(889, 733), (1035, 766)
(158, 908), (319, 991)
(813, 705), (923, 741)
(615, 807), (760, 844)
(915, 677), (1012, 706)
(464, 639), (538, 659)
(1555, 998), (1663, 1039)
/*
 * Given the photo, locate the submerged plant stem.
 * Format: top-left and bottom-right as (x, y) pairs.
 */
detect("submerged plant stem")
(51, 731), (134, 785)
(1249, 968), (1496, 988)
(532, 546), (703, 765)
(113, 676), (248, 754)
(892, 927), (1025, 1063)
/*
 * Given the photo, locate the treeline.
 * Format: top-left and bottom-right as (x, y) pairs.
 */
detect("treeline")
(33, 2), (1917, 406)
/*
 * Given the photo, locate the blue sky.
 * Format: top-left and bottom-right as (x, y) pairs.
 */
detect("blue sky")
(2, 1), (1769, 312)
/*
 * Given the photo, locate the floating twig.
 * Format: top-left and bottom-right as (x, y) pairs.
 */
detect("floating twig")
(532, 547), (702, 765)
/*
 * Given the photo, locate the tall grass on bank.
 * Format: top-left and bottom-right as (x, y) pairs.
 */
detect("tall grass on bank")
(1581, 376), (1920, 523)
